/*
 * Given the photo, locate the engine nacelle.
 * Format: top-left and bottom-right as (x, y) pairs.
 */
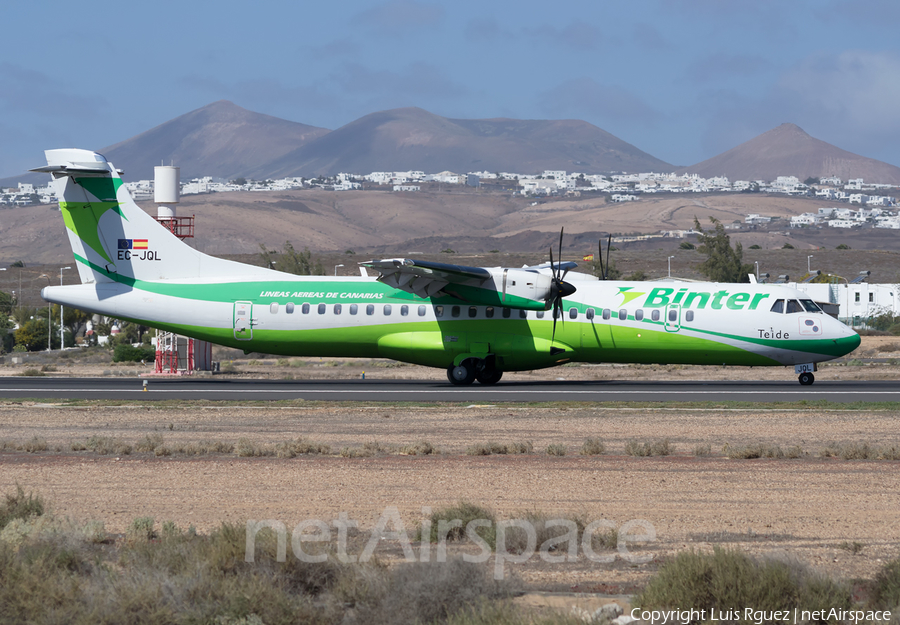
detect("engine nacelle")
(437, 268), (555, 310)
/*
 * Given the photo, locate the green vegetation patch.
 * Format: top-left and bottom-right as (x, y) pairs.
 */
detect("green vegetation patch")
(635, 547), (852, 624)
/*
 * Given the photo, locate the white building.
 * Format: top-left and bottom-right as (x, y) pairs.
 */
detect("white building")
(828, 219), (857, 228)
(392, 185), (419, 192)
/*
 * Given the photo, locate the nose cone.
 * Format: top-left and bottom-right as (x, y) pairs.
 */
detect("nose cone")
(557, 280), (577, 298)
(834, 330), (861, 357)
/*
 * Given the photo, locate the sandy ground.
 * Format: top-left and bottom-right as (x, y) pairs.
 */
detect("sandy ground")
(2, 398), (899, 592)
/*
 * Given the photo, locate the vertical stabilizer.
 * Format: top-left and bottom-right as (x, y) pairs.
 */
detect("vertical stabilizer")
(33, 149), (275, 284)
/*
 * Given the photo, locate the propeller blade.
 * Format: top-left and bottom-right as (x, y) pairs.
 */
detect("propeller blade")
(598, 238), (605, 280)
(605, 234), (612, 280)
(558, 227), (564, 276)
(549, 244), (555, 280)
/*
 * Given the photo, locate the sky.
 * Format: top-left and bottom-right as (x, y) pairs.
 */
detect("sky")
(4, 0), (900, 178)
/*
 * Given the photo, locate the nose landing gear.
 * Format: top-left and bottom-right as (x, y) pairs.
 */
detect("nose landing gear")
(795, 363), (817, 386)
(798, 372), (815, 385)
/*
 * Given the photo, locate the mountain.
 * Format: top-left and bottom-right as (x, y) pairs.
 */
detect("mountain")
(99, 100), (330, 181)
(251, 107), (672, 178)
(680, 123), (900, 183)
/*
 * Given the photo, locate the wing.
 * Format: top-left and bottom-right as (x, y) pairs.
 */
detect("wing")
(360, 258), (491, 298)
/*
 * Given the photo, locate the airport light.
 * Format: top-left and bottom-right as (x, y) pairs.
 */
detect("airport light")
(668, 256), (674, 278)
(754, 261), (759, 281)
(334, 264), (344, 276)
(59, 267), (71, 349)
(807, 255), (813, 274)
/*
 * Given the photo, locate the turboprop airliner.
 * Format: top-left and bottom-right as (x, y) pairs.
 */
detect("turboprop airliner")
(35, 149), (860, 385)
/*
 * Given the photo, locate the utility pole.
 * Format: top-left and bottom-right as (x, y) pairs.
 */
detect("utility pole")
(59, 266), (71, 349)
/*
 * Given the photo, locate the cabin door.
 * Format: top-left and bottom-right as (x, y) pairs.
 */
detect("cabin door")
(234, 301), (253, 340)
(664, 304), (681, 333)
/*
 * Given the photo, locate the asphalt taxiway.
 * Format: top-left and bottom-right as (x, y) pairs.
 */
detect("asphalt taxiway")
(0, 377), (897, 402)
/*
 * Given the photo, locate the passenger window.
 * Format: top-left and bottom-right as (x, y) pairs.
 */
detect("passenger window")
(651, 310), (660, 321)
(536, 311), (544, 319)
(334, 304), (342, 315)
(502, 308), (511, 318)
(770, 299), (784, 314)
(286, 303), (295, 314)
(786, 300), (803, 314)
(366, 304), (375, 315)
(418, 305), (426, 316)
(302, 303), (310, 314)
(619, 309), (627, 320)
(468, 306), (477, 318)
(685, 310), (694, 322)
(801, 300), (821, 313)
(384, 304), (392, 316)
(519, 309), (527, 319)
(435, 306), (444, 318)
(350, 304), (358, 315)
(318, 303), (326, 314)
(270, 302), (279, 314)
(668, 309), (677, 322)
(451, 306), (461, 318)
(635, 309), (643, 321)
(586, 308), (595, 320)
(400, 305), (408, 316)
(602, 309), (611, 320)
(569, 307), (577, 319)
(486, 306), (494, 318)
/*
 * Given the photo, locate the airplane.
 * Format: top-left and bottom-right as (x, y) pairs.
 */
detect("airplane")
(34, 149), (860, 386)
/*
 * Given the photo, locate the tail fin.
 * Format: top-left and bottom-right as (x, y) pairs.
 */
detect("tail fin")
(33, 149), (266, 284)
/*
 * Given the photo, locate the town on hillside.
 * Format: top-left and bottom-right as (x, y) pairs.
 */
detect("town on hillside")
(5, 169), (900, 232)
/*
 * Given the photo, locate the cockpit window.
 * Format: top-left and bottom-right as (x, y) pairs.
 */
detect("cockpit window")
(770, 299), (784, 314)
(801, 300), (821, 313)
(786, 300), (803, 314)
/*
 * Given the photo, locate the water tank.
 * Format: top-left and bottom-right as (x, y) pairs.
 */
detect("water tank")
(154, 166), (180, 204)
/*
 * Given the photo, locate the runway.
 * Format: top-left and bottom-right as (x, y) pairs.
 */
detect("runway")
(0, 377), (897, 402)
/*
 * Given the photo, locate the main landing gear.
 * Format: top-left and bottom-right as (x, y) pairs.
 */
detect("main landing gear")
(447, 358), (503, 386)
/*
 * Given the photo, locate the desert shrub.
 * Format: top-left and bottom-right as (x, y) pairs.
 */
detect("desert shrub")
(127, 516), (157, 541)
(350, 558), (515, 625)
(0, 485), (45, 530)
(398, 441), (437, 456)
(426, 502), (497, 549)
(82, 435), (132, 455)
(135, 433), (164, 453)
(19, 368), (44, 377)
(275, 437), (331, 458)
(820, 442), (900, 460)
(112, 343), (155, 362)
(693, 444), (712, 457)
(580, 437), (605, 455)
(22, 436), (48, 453)
(234, 438), (274, 457)
(635, 548), (851, 621)
(501, 511), (617, 558)
(625, 439), (673, 457)
(546, 444), (567, 457)
(871, 558), (900, 611)
(725, 443), (803, 459)
(466, 441), (533, 456)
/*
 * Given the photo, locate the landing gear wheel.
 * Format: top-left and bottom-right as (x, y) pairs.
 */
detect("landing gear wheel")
(475, 369), (503, 385)
(798, 372), (815, 386)
(447, 361), (476, 386)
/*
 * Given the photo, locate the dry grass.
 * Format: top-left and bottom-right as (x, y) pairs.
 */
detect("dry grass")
(820, 442), (900, 460)
(725, 443), (804, 459)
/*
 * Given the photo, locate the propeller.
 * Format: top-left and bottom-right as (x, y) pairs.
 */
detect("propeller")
(597, 234), (612, 280)
(548, 227), (577, 347)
